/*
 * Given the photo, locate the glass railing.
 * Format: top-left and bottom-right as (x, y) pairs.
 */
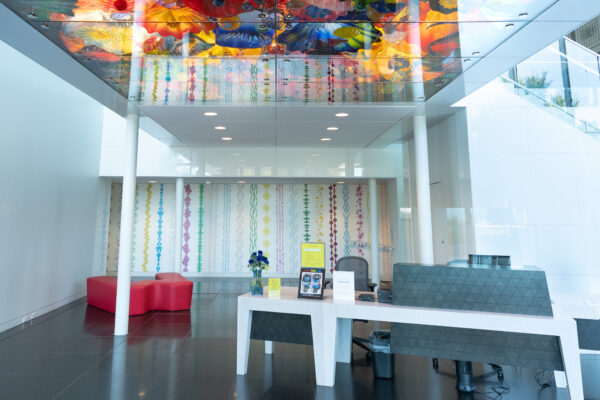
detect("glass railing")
(500, 37), (600, 134)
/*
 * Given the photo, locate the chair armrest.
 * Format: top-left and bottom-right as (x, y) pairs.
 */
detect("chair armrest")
(367, 282), (378, 292)
(324, 280), (331, 289)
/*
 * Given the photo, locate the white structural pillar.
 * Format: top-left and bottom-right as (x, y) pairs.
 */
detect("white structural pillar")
(368, 178), (380, 285)
(114, 108), (140, 336)
(395, 176), (406, 263)
(114, 0), (144, 335)
(413, 114), (434, 264)
(173, 177), (184, 273)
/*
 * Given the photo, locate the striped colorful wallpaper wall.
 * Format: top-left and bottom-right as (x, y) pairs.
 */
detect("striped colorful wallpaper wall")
(106, 182), (392, 275)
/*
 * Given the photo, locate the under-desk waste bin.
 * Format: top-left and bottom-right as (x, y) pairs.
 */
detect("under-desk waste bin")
(370, 330), (394, 379)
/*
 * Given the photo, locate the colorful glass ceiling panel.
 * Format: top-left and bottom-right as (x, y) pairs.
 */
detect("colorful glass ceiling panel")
(2, 0), (554, 105)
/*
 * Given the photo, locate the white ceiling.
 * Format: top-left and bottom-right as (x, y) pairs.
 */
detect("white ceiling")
(139, 105), (416, 147)
(3, 0), (600, 149)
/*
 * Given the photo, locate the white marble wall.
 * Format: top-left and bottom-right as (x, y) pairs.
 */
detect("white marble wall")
(0, 40), (104, 332)
(462, 80), (600, 295)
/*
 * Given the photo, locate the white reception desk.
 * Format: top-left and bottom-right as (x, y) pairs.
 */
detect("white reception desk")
(236, 287), (584, 400)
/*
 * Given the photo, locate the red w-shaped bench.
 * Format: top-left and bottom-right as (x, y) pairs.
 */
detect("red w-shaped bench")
(87, 273), (193, 315)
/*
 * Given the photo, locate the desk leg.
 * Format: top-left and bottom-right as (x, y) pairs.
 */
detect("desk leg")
(265, 341), (273, 355)
(560, 322), (584, 400)
(236, 304), (252, 375)
(313, 308), (336, 387)
(335, 318), (352, 364)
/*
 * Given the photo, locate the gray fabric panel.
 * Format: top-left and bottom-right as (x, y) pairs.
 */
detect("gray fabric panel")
(390, 323), (564, 371)
(576, 319), (600, 351)
(250, 311), (312, 345)
(392, 263), (553, 316)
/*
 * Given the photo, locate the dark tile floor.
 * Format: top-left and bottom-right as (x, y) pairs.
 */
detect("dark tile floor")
(1, 278), (599, 400)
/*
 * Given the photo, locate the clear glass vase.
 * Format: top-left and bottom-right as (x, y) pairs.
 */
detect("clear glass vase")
(250, 269), (263, 296)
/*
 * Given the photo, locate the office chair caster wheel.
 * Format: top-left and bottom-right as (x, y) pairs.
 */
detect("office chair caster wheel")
(432, 358), (439, 370)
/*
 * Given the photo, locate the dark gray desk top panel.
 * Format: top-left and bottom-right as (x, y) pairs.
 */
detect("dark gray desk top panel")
(390, 323), (564, 371)
(250, 311), (313, 346)
(392, 263), (553, 316)
(575, 319), (600, 351)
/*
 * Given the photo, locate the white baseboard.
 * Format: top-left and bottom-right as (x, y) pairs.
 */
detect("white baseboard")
(0, 291), (87, 334)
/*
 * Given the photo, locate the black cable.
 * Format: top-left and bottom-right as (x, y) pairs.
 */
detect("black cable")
(535, 369), (554, 389)
(475, 385), (510, 400)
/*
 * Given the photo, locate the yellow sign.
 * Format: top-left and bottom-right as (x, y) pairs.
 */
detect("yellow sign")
(268, 278), (281, 298)
(301, 242), (325, 269)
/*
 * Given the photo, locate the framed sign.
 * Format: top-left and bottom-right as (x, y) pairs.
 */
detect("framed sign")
(297, 267), (325, 299)
(301, 242), (325, 269)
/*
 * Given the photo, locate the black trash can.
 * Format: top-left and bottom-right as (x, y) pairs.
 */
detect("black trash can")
(369, 330), (394, 379)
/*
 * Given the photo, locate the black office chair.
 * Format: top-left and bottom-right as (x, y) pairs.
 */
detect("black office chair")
(468, 254), (511, 266)
(432, 255), (512, 382)
(332, 256), (378, 359)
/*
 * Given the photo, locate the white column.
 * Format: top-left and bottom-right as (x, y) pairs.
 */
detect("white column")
(414, 114), (434, 264)
(114, 0), (144, 335)
(395, 176), (406, 263)
(114, 108), (139, 336)
(368, 178), (380, 285)
(173, 177), (184, 273)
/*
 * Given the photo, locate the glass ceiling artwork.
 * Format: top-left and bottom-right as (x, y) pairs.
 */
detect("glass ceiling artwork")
(2, 0), (554, 105)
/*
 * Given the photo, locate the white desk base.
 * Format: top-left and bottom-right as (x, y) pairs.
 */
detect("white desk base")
(237, 287), (583, 400)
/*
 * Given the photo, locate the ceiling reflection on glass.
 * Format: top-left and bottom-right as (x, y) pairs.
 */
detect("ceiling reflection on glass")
(3, 0), (554, 104)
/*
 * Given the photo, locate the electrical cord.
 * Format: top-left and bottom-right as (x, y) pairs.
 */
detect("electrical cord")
(535, 369), (555, 389)
(470, 369), (555, 399)
(475, 385), (510, 400)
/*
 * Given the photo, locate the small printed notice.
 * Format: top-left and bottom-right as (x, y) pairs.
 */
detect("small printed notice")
(268, 278), (281, 298)
(301, 242), (325, 269)
(333, 271), (355, 303)
(297, 268), (325, 299)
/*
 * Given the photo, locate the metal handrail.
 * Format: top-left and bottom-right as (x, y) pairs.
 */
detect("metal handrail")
(500, 74), (600, 133)
(547, 36), (600, 78)
(564, 36), (600, 62)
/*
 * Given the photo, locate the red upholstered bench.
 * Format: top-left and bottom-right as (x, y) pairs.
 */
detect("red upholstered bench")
(86, 273), (193, 315)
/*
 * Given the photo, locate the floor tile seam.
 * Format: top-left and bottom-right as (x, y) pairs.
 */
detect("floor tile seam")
(50, 346), (117, 400)
(128, 313), (159, 336)
(0, 300), (87, 343)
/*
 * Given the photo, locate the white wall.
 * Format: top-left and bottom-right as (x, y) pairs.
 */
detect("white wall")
(427, 110), (475, 265)
(462, 80), (600, 296)
(0, 40), (104, 332)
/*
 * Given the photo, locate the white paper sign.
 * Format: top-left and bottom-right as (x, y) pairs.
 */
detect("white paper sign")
(333, 271), (355, 303)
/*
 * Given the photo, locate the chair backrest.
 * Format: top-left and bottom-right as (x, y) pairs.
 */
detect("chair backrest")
(336, 256), (369, 291)
(468, 254), (511, 266)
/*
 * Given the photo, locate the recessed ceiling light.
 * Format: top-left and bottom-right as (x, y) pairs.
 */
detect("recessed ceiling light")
(472, 51), (480, 56)
(337, 181), (344, 184)
(233, 153), (240, 156)
(206, 181), (211, 184)
(214, 126), (226, 130)
(505, 23), (515, 28)
(335, 113), (349, 117)
(312, 154), (319, 157)
(238, 180), (246, 183)
(464, 58), (471, 62)
(148, 180), (157, 183)
(518, 12), (528, 17)
(204, 112), (218, 116)
(327, 127), (339, 131)
(221, 137), (232, 141)
(321, 137), (332, 141)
